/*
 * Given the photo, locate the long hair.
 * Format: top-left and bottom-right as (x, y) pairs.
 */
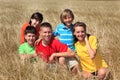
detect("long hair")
(72, 22), (90, 43)
(29, 12), (43, 25)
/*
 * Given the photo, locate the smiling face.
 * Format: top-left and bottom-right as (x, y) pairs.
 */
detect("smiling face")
(40, 27), (52, 44)
(62, 14), (73, 28)
(25, 33), (36, 46)
(30, 19), (40, 27)
(60, 9), (74, 28)
(73, 26), (86, 42)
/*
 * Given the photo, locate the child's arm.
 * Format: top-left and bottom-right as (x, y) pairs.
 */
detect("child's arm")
(49, 48), (75, 62)
(85, 36), (97, 59)
(26, 53), (37, 58)
(19, 54), (26, 60)
(34, 36), (42, 45)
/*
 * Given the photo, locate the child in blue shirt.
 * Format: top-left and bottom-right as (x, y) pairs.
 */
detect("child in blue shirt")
(53, 9), (79, 73)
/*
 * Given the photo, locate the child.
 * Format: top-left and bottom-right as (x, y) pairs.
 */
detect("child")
(35, 22), (75, 66)
(20, 12), (43, 44)
(72, 22), (108, 80)
(19, 26), (37, 63)
(53, 9), (79, 73)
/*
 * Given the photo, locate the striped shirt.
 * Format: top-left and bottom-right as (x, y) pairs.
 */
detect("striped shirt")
(53, 23), (75, 51)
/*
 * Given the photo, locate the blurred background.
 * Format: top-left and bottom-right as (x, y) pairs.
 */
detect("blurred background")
(0, 0), (120, 80)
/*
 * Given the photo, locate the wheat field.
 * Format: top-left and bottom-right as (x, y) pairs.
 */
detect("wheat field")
(0, 0), (120, 80)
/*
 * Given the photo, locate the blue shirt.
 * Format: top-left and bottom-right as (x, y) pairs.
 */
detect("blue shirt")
(53, 23), (75, 51)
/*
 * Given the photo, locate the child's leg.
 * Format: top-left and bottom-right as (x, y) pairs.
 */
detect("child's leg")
(67, 58), (79, 74)
(98, 67), (107, 80)
(82, 71), (93, 79)
(71, 63), (79, 74)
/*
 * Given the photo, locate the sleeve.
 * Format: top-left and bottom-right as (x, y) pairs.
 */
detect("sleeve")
(35, 42), (41, 56)
(20, 24), (26, 44)
(55, 40), (68, 52)
(53, 26), (59, 37)
(20, 23), (29, 44)
(91, 36), (98, 49)
(18, 45), (24, 54)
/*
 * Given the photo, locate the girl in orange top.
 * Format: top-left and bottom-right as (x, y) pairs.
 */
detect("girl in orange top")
(20, 12), (43, 44)
(72, 22), (108, 80)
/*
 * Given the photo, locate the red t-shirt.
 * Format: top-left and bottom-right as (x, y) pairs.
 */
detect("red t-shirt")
(20, 22), (40, 44)
(35, 38), (68, 62)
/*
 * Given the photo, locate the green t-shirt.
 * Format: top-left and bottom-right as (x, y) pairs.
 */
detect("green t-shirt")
(18, 42), (37, 63)
(18, 42), (35, 54)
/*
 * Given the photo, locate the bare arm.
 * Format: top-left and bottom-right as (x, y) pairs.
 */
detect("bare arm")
(19, 54), (37, 60)
(85, 36), (96, 59)
(49, 48), (75, 61)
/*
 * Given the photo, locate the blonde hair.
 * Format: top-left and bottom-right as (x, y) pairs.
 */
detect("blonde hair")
(60, 9), (74, 23)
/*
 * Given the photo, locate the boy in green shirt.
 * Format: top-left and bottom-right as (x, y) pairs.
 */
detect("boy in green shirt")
(18, 26), (37, 63)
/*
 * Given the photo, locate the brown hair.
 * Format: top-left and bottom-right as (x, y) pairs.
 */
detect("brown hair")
(72, 22), (88, 43)
(60, 9), (74, 23)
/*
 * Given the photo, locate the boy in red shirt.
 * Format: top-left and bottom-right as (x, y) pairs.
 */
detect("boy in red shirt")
(35, 22), (75, 66)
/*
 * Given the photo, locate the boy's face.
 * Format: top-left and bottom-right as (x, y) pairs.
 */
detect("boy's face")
(63, 14), (73, 28)
(40, 27), (52, 43)
(25, 33), (36, 45)
(31, 19), (40, 27)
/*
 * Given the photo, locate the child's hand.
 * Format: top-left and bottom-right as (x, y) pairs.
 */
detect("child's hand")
(28, 54), (37, 58)
(49, 54), (56, 63)
(34, 38), (41, 45)
(85, 35), (88, 42)
(20, 54), (26, 60)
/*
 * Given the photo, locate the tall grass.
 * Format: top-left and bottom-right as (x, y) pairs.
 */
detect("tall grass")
(0, 0), (120, 80)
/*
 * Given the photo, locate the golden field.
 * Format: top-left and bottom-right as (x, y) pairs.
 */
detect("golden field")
(0, 0), (120, 80)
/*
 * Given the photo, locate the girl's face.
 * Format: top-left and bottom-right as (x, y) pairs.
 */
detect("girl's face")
(25, 33), (36, 46)
(30, 19), (40, 27)
(73, 26), (86, 41)
(62, 14), (73, 28)
(40, 27), (52, 43)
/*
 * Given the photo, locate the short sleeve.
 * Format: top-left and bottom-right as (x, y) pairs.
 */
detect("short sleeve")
(90, 36), (97, 49)
(18, 45), (24, 54)
(53, 26), (59, 37)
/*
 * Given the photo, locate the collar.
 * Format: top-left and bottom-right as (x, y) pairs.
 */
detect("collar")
(61, 23), (73, 30)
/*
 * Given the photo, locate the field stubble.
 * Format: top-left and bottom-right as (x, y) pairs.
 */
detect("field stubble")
(0, 0), (120, 80)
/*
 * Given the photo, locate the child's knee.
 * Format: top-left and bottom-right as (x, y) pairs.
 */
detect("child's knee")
(58, 57), (65, 65)
(98, 68), (107, 78)
(82, 71), (93, 79)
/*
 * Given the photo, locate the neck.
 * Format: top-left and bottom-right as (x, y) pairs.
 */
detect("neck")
(42, 40), (50, 46)
(28, 43), (34, 46)
(79, 39), (85, 43)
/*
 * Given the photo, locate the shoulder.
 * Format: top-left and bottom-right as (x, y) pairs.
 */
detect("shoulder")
(51, 38), (65, 45)
(56, 23), (65, 29)
(35, 40), (42, 47)
(21, 22), (30, 29)
(19, 42), (28, 48)
(51, 38), (60, 43)
(75, 41), (79, 46)
(89, 36), (97, 40)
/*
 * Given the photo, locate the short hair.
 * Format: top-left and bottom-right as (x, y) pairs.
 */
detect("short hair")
(60, 9), (74, 23)
(24, 26), (37, 35)
(40, 22), (52, 30)
(29, 12), (43, 24)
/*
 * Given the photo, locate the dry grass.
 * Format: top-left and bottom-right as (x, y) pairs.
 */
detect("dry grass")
(0, 0), (120, 80)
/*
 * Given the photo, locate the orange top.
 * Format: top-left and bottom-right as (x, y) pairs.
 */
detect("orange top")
(20, 22), (40, 44)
